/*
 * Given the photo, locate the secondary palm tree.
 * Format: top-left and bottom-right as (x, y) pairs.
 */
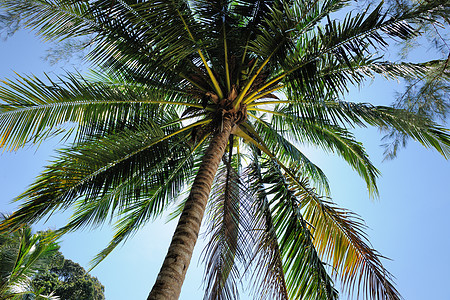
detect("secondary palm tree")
(0, 0), (449, 299)
(0, 215), (59, 300)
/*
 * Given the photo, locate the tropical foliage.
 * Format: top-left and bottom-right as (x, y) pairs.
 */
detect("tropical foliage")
(0, 0), (449, 299)
(0, 215), (59, 300)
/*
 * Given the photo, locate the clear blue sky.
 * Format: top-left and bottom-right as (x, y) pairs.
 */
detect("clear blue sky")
(0, 28), (449, 300)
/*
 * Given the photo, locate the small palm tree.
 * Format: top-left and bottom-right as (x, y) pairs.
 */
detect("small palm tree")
(0, 1), (449, 300)
(0, 215), (59, 300)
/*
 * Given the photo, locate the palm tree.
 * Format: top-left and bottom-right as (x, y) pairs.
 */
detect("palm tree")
(0, 215), (59, 300)
(0, 0), (449, 299)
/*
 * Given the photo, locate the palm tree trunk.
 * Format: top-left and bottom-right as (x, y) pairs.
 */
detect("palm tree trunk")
(147, 115), (235, 300)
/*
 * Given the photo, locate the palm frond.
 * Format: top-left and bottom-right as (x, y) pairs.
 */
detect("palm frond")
(282, 167), (401, 300)
(249, 117), (331, 194)
(258, 159), (338, 300)
(280, 1), (445, 98)
(201, 153), (253, 300)
(244, 0), (348, 69)
(270, 110), (380, 196)
(305, 101), (450, 158)
(1, 0), (95, 40)
(2, 0), (211, 88)
(88, 0), (224, 91)
(0, 119), (199, 233)
(284, 56), (441, 101)
(0, 72), (201, 150)
(88, 131), (210, 269)
(245, 155), (289, 300)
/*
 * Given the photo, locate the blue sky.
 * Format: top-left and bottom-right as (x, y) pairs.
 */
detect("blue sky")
(0, 28), (449, 300)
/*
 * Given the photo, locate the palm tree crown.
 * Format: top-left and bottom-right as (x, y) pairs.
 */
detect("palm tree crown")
(0, 0), (449, 299)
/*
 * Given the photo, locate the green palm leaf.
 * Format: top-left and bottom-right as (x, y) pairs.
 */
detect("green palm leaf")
(301, 101), (450, 157)
(0, 119), (200, 233)
(269, 110), (381, 196)
(202, 154), (252, 300)
(245, 156), (290, 300)
(250, 116), (331, 194)
(88, 130), (210, 269)
(256, 159), (338, 300)
(283, 169), (401, 300)
(0, 73), (201, 150)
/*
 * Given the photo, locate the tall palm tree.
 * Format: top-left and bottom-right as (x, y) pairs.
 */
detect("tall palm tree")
(0, 215), (59, 300)
(0, 0), (449, 299)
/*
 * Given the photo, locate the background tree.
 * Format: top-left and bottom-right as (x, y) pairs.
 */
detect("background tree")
(32, 251), (105, 300)
(0, 1), (449, 300)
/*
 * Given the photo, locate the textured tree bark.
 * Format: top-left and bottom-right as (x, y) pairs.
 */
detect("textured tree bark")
(147, 116), (235, 300)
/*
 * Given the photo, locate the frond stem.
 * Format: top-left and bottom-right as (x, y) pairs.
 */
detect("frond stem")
(233, 56), (271, 109)
(243, 85), (284, 104)
(244, 74), (287, 103)
(224, 24), (231, 93)
(0, 100), (204, 117)
(248, 108), (287, 117)
(175, 8), (223, 99)
(248, 100), (293, 108)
